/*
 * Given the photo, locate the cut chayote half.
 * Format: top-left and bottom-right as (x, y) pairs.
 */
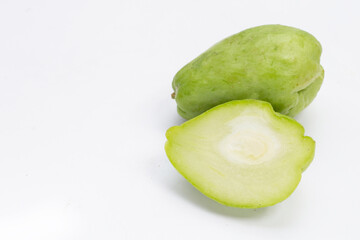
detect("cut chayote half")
(165, 100), (315, 208)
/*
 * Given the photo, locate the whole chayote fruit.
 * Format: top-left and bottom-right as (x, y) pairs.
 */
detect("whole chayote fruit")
(172, 24), (324, 119)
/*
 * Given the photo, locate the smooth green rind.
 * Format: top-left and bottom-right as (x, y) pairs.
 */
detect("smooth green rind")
(165, 100), (315, 208)
(173, 24), (324, 119)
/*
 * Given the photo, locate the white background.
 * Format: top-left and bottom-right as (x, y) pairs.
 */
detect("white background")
(0, 0), (359, 239)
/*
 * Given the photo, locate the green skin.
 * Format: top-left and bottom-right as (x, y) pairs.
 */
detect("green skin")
(172, 25), (324, 119)
(165, 100), (315, 208)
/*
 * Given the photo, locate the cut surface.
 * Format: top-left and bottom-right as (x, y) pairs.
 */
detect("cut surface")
(165, 100), (315, 208)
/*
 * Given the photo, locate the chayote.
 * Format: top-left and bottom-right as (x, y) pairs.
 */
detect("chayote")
(172, 24), (324, 119)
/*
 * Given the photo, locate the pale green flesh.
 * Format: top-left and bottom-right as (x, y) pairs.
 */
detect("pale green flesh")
(165, 100), (315, 208)
(173, 24), (324, 119)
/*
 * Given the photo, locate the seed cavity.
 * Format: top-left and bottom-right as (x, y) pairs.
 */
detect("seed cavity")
(218, 115), (282, 165)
